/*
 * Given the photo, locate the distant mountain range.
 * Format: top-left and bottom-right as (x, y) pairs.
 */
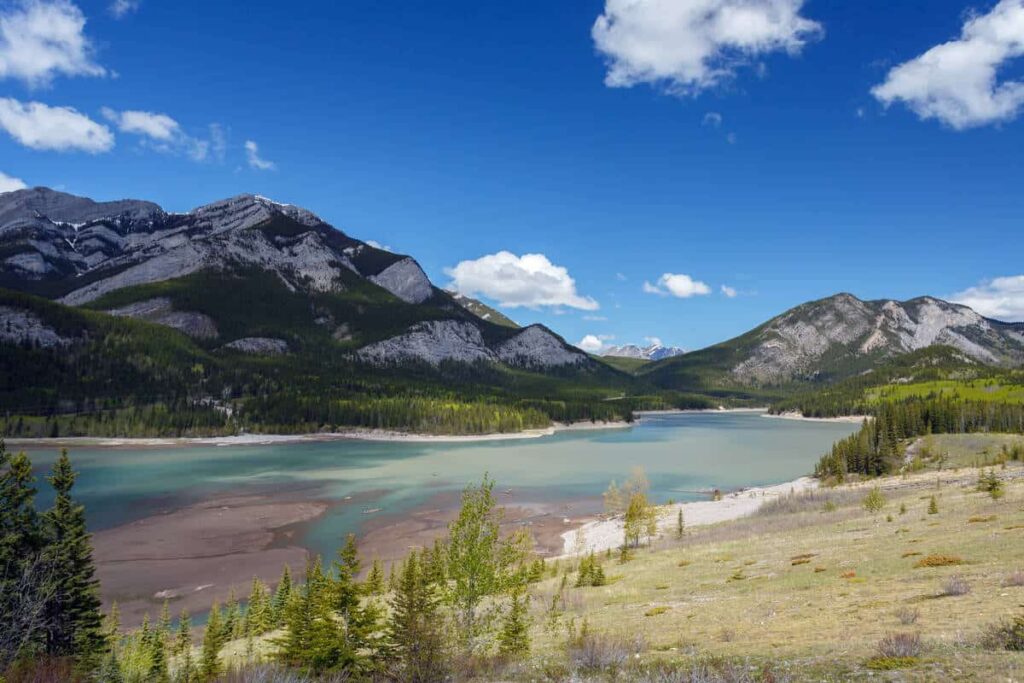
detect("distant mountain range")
(640, 292), (1024, 394)
(2, 187), (1023, 434)
(602, 343), (686, 361)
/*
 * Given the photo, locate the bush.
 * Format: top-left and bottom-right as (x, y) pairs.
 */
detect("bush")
(895, 607), (920, 625)
(1002, 570), (1024, 587)
(942, 574), (971, 596)
(566, 630), (644, 673)
(863, 487), (886, 514)
(913, 554), (963, 568)
(982, 613), (1024, 651)
(877, 632), (922, 658)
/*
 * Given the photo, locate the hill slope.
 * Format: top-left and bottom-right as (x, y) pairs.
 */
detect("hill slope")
(642, 293), (1024, 394)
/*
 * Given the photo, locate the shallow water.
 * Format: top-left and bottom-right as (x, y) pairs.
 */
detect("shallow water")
(20, 411), (858, 559)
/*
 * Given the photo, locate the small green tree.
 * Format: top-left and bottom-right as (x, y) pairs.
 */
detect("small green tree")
(387, 552), (447, 682)
(497, 587), (530, 657)
(927, 495), (939, 515)
(675, 508), (685, 539)
(862, 487), (886, 514)
(366, 558), (385, 595)
(199, 602), (223, 680)
(270, 565), (292, 626)
(444, 475), (529, 654)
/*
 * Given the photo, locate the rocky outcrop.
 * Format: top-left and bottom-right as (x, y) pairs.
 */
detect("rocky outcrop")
(0, 305), (72, 348)
(368, 258), (433, 304)
(729, 294), (1024, 384)
(223, 337), (289, 354)
(106, 298), (218, 339)
(356, 320), (494, 365)
(496, 325), (587, 367)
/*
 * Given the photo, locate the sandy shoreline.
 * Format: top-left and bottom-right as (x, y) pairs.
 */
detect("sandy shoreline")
(761, 411), (869, 424)
(8, 419), (632, 449)
(634, 407), (768, 416)
(558, 476), (819, 557)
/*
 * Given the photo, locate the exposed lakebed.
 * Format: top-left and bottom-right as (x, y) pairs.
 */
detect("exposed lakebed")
(19, 411), (858, 625)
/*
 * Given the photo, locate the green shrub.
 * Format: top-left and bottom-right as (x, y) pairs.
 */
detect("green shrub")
(863, 487), (886, 514)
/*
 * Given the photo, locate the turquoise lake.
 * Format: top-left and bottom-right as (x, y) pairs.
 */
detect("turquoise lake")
(20, 411), (859, 560)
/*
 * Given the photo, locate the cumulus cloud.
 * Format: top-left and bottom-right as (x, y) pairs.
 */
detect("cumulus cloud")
(592, 0), (822, 96)
(0, 98), (113, 152)
(245, 140), (276, 171)
(100, 107), (222, 161)
(577, 334), (614, 353)
(871, 0), (1024, 129)
(643, 273), (712, 298)
(445, 251), (599, 310)
(0, 171), (27, 192)
(0, 0), (105, 87)
(721, 284), (737, 297)
(951, 275), (1024, 321)
(109, 0), (139, 18)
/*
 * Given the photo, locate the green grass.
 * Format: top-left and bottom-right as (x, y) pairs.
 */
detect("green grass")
(597, 356), (652, 374)
(867, 379), (1024, 405)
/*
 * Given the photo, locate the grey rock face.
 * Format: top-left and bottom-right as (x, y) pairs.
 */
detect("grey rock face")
(356, 320), (495, 365)
(0, 186), (163, 231)
(497, 325), (587, 367)
(106, 297), (219, 339)
(368, 257), (433, 304)
(730, 293), (1024, 384)
(602, 343), (685, 360)
(223, 337), (289, 354)
(0, 305), (72, 348)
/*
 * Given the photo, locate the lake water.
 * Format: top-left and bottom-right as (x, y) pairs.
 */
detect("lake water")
(20, 411), (858, 560)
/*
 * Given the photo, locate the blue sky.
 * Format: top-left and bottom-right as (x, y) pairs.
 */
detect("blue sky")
(2, 0), (1023, 352)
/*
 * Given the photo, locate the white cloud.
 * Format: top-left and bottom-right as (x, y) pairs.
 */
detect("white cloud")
(592, 0), (822, 96)
(445, 251), (599, 310)
(0, 0), (105, 87)
(871, 0), (1024, 129)
(644, 336), (663, 346)
(583, 314), (608, 321)
(0, 98), (113, 152)
(100, 107), (224, 162)
(245, 140), (276, 171)
(721, 284), (737, 297)
(102, 107), (179, 140)
(951, 275), (1024, 321)
(643, 273), (712, 298)
(615, 272), (627, 281)
(703, 111), (723, 127)
(577, 334), (614, 353)
(0, 171), (27, 192)
(109, 0), (139, 18)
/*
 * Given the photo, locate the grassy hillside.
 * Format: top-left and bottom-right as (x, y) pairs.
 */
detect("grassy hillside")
(596, 355), (651, 374)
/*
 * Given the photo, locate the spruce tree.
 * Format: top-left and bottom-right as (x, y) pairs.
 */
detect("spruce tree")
(199, 603), (223, 680)
(497, 588), (530, 657)
(366, 558), (385, 595)
(676, 508), (685, 539)
(271, 564), (292, 626)
(41, 450), (105, 660)
(387, 553), (447, 682)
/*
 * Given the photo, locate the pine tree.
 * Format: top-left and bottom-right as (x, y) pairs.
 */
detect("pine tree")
(387, 553), (447, 682)
(928, 495), (939, 515)
(271, 565), (292, 626)
(497, 588), (530, 657)
(174, 610), (192, 658)
(676, 508), (685, 539)
(223, 589), (241, 641)
(41, 450), (105, 660)
(245, 577), (271, 636)
(366, 558), (385, 595)
(199, 603), (223, 680)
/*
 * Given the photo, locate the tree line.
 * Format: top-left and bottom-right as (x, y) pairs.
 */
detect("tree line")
(815, 397), (1024, 479)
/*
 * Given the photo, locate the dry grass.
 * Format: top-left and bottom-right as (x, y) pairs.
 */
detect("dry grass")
(525, 463), (1024, 679)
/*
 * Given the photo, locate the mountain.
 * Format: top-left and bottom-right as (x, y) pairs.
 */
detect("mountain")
(0, 188), (592, 367)
(603, 343), (685, 361)
(642, 292), (1024, 393)
(0, 188), (634, 437)
(449, 293), (518, 328)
